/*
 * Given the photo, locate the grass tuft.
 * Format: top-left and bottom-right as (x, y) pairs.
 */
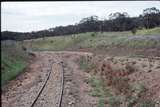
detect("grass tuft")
(79, 56), (95, 72)
(108, 96), (121, 107)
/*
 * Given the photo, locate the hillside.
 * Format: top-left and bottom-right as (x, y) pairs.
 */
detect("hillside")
(1, 41), (29, 86)
(1, 27), (160, 107)
(23, 27), (160, 56)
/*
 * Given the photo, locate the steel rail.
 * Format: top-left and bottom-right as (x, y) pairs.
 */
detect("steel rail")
(30, 60), (65, 107)
(30, 61), (54, 107)
(57, 61), (64, 107)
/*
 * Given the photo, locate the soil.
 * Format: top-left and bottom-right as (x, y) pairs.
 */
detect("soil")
(1, 51), (97, 107)
(1, 51), (160, 107)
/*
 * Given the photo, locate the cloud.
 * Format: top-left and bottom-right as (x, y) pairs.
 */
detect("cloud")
(1, 1), (160, 32)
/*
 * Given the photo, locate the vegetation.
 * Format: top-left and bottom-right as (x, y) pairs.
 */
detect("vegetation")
(2, 26), (158, 88)
(88, 76), (107, 97)
(1, 41), (28, 86)
(19, 27), (160, 52)
(79, 56), (95, 72)
(88, 76), (109, 107)
(79, 54), (156, 107)
(108, 96), (121, 107)
(2, 7), (160, 41)
(79, 58), (109, 107)
(97, 97), (105, 107)
(139, 100), (155, 107)
(1, 6), (159, 106)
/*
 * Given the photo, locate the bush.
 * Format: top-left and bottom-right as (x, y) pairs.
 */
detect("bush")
(91, 32), (96, 37)
(131, 28), (137, 35)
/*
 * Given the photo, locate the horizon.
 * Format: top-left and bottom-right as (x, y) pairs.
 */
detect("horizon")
(2, 1), (160, 32)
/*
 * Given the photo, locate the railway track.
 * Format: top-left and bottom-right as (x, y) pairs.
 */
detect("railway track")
(30, 60), (64, 107)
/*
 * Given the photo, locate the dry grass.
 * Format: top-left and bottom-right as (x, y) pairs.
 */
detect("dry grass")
(81, 55), (157, 107)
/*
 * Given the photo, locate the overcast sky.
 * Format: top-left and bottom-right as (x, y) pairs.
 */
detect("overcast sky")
(1, 1), (160, 32)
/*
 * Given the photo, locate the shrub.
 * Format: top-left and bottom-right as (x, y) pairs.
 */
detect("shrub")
(50, 40), (54, 43)
(131, 28), (137, 35)
(91, 32), (96, 37)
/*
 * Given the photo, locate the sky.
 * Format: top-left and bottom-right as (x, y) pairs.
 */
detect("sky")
(1, 1), (160, 32)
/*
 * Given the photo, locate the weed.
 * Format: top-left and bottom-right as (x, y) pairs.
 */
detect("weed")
(91, 32), (96, 37)
(125, 63), (136, 74)
(1, 41), (28, 86)
(50, 40), (54, 43)
(112, 77), (131, 94)
(132, 83), (146, 95)
(98, 97), (105, 107)
(131, 28), (137, 35)
(88, 76), (106, 97)
(126, 96), (138, 107)
(79, 56), (95, 72)
(108, 96), (121, 107)
(139, 99), (155, 107)
(88, 76), (110, 107)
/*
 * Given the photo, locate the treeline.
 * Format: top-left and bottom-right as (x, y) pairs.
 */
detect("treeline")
(1, 7), (160, 41)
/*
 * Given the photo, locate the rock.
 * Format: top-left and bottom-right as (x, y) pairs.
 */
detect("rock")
(68, 100), (75, 105)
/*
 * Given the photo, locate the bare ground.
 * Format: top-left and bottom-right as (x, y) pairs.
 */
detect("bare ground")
(1, 51), (97, 107)
(1, 51), (160, 107)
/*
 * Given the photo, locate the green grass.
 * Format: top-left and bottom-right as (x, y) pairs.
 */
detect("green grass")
(88, 76), (106, 97)
(139, 100), (155, 107)
(136, 27), (160, 35)
(98, 97), (105, 107)
(79, 56), (95, 72)
(1, 55), (26, 85)
(88, 76), (112, 107)
(25, 32), (92, 51)
(1, 41), (28, 86)
(108, 96), (121, 107)
(23, 27), (160, 51)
